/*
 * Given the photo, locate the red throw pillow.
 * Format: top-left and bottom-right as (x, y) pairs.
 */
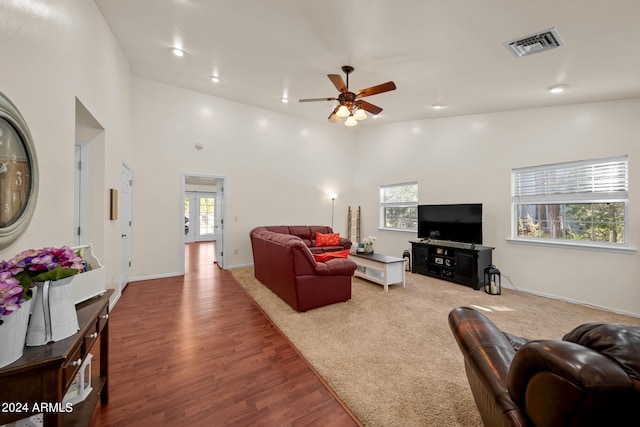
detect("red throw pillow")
(315, 232), (340, 247)
(313, 249), (350, 262)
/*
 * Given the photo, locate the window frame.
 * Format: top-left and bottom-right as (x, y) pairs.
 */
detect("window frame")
(511, 156), (629, 250)
(379, 182), (418, 232)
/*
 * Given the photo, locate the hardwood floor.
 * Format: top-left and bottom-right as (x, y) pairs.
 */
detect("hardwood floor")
(90, 242), (360, 426)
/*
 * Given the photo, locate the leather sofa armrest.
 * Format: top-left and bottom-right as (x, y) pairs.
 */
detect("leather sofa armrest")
(503, 332), (531, 351)
(508, 340), (636, 427)
(449, 307), (518, 358)
(314, 258), (357, 276)
(339, 237), (352, 250)
(448, 307), (519, 412)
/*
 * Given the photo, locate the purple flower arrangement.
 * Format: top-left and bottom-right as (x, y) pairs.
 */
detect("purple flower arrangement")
(0, 271), (23, 322)
(0, 246), (85, 323)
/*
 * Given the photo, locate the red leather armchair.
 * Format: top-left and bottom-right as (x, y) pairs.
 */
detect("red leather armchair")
(448, 306), (640, 427)
(250, 227), (357, 312)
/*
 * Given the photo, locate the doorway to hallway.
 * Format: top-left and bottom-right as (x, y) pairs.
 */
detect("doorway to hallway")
(184, 241), (216, 274)
(181, 173), (226, 273)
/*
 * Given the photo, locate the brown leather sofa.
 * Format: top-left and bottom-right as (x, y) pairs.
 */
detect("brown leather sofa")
(250, 226), (357, 312)
(448, 306), (640, 427)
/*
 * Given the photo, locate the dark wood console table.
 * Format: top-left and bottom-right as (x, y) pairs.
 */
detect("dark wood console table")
(410, 240), (494, 289)
(0, 289), (113, 426)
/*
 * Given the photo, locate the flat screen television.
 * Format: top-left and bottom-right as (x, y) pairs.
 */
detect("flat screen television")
(417, 203), (483, 245)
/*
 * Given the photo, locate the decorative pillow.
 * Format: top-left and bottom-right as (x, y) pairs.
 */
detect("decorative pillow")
(315, 232), (340, 247)
(563, 323), (640, 381)
(313, 249), (349, 262)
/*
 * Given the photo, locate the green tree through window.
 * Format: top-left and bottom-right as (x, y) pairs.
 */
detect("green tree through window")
(380, 182), (418, 231)
(512, 156), (627, 247)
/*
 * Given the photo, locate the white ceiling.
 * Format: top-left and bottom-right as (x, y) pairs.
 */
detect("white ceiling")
(95, 0), (640, 126)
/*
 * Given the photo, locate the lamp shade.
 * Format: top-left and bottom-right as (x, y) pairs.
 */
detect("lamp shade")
(336, 105), (350, 118)
(344, 115), (358, 126)
(353, 109), (367, 120)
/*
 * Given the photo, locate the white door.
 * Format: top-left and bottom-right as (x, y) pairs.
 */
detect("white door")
(120, 163), (133, 291)
(195, 194), (215, 242)
(184, 193), (215, 242)
(215, 184), (224, 267)
(184, 194), (195, 243)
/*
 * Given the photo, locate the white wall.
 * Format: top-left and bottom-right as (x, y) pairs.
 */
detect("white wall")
(0, 0), (132, 302)
(130, 78), (355, 277)
(354, 99), (640, 316)
(3, 1), (638, 317)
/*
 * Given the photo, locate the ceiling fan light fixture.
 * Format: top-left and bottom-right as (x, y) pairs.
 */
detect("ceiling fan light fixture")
(344, 115), (358, 127)
(299, 66), (396, 126)
(353, 109), (367, 120)
(336, 104), (350, 118)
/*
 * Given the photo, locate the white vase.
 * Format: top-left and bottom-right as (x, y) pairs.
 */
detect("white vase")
(0, 297), (33, 368)
(364, 243), (374, 253)
(26, 277), (79, 346)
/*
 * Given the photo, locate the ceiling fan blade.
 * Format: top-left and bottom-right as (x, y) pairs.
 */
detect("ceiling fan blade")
(299, 97), (337, 102)
(328, 106), (342, 123)
(357, 100), (383, 115)
(356, 81), (396, 98)
(328, 74), (347, 93)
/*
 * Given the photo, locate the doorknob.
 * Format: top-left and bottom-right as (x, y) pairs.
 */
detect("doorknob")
(121, 233), (127, 238)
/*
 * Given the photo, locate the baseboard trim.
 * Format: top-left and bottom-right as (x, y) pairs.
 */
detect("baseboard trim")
(130, 272), (183, 282)
(503, 285), (640, 319)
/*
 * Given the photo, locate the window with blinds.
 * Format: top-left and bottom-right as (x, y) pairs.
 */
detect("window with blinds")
(511, 156), (628, 246)
(380, 182), (418, 231)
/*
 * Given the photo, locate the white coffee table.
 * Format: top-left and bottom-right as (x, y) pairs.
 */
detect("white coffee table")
(349, 252), (406, 292)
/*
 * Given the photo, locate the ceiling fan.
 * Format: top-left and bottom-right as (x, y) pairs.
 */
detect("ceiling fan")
(299, 66), (396, 126)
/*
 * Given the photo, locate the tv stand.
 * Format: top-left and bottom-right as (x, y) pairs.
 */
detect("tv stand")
(410, 240), (494, 290)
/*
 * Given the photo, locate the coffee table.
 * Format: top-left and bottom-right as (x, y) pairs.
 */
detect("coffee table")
(348, 252), (406, 292)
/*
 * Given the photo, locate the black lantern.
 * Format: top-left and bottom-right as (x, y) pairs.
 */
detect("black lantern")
(402, 249), (411, 272)
(484, 265), (501, 295)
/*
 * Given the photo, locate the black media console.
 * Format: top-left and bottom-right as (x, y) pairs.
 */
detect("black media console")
(410, 240), (494, 290)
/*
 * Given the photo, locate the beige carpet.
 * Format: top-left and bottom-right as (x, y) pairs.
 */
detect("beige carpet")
(230, 267), (640, 427)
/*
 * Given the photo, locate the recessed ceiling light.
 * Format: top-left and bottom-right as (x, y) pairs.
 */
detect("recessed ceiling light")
(432, 104), (445, 110)
(172, 48), (185, 57)
(211, 76), (220, 83)
(281, 97), (289, 103)
(549, 84), (569, 93)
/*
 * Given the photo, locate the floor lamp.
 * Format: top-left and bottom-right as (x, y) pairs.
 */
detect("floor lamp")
(329, 193), (337, 229)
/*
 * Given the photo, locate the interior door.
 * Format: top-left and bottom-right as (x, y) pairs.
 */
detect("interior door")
(184, 194), (195, 243)
(214, 183), (224, 267)
(120, 163), (132, 291)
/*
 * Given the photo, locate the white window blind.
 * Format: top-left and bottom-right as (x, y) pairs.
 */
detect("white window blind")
(512, 156), (628, 203)
(379, 182), (418, 231)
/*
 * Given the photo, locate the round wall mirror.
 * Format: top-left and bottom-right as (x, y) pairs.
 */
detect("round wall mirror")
(0, 91), (39, 249)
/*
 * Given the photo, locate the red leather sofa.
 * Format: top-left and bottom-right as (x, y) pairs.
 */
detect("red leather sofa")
(448, 306), (640, 427)
(252, 225), (352, 253)
(250, 226), (356, 312)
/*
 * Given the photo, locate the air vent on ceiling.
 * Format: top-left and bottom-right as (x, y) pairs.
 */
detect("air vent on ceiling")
(504, 27), (565, 58)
